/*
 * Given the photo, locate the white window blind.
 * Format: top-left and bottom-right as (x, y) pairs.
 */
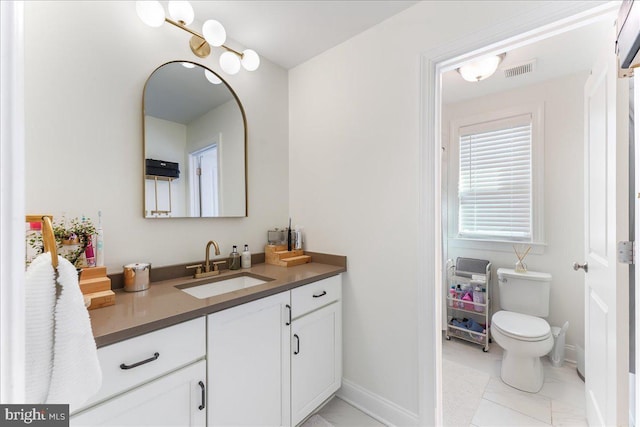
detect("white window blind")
(458, 114), (532, 240)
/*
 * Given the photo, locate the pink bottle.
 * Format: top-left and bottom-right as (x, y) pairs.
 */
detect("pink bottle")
(85, 237), (96, 267)
(462, 291), (474, 310)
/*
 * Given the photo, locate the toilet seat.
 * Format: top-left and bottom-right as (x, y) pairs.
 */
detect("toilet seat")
(492, 311), (551, 342)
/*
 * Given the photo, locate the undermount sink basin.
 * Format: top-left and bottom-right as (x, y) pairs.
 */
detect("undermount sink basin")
(177, 273), (273, 299)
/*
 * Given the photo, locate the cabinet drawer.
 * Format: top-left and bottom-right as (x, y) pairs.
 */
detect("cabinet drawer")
(291, 275), (341, 319)
(77, 317), (205, 412)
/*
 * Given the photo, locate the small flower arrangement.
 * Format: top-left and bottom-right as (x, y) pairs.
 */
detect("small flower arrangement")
(28, 215), (96, 267)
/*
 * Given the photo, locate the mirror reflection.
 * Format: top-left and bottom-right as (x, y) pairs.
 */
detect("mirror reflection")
(143, 61), (247, 218)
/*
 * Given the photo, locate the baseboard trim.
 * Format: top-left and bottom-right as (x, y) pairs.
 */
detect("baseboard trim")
(337, 379), (420, 427)
(564, 344), (577, 365)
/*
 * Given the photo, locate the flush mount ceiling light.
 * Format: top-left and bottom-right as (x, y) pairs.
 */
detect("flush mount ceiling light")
(457, 53), (506, 82)
(136, 1), (260, 75)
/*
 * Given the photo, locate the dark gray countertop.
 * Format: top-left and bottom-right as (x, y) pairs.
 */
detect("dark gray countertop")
(89, 258), (346, 348)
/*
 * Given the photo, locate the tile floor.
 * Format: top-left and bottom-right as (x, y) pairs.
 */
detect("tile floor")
(442, 334), (587, 426)
(306, 335), (586, 427)
(309, 397), (385, 427)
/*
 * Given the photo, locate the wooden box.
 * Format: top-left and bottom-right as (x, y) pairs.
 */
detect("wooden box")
(265, 245), (311, 267)
(79, 266), (115, 310)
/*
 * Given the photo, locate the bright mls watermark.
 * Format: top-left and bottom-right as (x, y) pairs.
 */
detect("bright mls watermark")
(0, 405), (68, 426)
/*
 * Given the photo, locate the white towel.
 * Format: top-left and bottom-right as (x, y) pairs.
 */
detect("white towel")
(46, 256), (102, 412)
(25, 252), (56, 403)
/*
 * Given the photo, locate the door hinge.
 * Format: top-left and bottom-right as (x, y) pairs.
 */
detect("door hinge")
(617, 241), (634, 264)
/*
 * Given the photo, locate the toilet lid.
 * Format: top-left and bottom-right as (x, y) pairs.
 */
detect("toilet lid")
(492, 311), (551, 341)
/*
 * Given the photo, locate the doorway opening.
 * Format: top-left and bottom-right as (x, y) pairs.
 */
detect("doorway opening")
(420, 3), (627, 425)
(189, 144), (220, 217)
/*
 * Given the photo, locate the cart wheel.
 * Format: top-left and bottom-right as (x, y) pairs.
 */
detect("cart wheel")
(445, 336), (451, 340)
(482, 347), (488, 352)
(489, 338), (492, 343)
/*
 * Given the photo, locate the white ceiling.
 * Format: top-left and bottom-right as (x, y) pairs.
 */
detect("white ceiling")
(442, 16), (614, 104)
(190, 1), (419, 69)
(149, 2), (614, 119)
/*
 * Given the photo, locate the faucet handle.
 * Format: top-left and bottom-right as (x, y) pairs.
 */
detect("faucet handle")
(212, 260), (226, 272)
(186, 264), (203, 275)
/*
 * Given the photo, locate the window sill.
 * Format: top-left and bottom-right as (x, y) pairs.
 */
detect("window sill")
(448, 238), (547, 254)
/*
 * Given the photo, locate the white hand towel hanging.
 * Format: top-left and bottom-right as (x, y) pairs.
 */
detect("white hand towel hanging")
(46, 256), (102, 412)
(25, 252), (56, 403)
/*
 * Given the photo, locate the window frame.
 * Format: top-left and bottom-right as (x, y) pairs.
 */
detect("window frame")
(448, 102), (545, 250)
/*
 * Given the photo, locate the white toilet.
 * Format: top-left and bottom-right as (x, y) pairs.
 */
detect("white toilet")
(491, 268), (554, 393)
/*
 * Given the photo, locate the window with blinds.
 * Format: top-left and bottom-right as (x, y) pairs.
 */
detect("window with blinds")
(458, 114), (533, 241)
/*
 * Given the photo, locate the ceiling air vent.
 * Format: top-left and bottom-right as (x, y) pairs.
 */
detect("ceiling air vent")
(503, 59), (536, 78)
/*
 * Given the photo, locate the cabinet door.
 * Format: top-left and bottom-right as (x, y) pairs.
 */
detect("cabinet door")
(71, 360), (206, 427)
(208, 292), (291, 426)
(291, 301), (342, 426)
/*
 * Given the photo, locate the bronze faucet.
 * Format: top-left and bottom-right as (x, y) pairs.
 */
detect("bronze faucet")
(204, 240), (221, 272)
(186, 240), (223, 278)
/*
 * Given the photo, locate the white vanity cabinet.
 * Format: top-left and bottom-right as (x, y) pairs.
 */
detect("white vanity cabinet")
(207, 291), (291, 426)
(71, 317), (206, 427)
(290, 275), (342, 426)
(207, 275), (342, 427)
(71, 360), (206, 427)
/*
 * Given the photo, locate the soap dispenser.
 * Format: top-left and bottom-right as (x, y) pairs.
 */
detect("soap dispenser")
(241, 244), (252, 269)
(229, 245), (241, 270)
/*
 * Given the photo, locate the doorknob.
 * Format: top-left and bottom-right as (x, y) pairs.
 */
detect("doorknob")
(573, 262), (588, 273)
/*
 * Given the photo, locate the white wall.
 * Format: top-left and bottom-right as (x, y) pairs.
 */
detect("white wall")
(289, 1), (599, 422)
(443, 72), (589, 361)
(24, 1), (289, 272)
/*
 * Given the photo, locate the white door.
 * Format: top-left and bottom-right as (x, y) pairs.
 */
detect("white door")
(71, 360), (206, 427)
(199, 146), (219, 216)
(582, 25), (629, 426)
(207, 292), (291, 426)
(291, 301), (342, 426)
(189, 145), (219, 217)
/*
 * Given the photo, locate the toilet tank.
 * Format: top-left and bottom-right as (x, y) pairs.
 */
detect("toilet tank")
(497, 268), (551, 317)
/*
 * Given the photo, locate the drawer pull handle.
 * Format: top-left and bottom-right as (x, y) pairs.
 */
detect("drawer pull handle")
(312, 291), (327, 298)
(119, 352), (160, 370)
(286, 304), (292, 326)
(293, 334), (300, 355)
(198, 381), (206, 410)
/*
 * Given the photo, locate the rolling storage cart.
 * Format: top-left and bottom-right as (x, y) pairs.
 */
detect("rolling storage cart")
(445, 257), (491, 352)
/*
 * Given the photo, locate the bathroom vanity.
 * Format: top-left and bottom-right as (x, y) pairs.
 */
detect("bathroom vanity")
(70, 258), (345, 427)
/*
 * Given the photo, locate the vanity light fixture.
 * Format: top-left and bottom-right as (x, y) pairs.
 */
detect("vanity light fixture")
(136, 1), (260, 75)
(457, 53), (506, 82)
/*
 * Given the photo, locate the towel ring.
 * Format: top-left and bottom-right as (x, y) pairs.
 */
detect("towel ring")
(26, 214), (58, 269)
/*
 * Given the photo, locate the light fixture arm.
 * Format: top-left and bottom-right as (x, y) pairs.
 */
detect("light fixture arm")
(165, 17), (199, 38)
(164, 17), (244, 59)
(221, 44), (243, 58)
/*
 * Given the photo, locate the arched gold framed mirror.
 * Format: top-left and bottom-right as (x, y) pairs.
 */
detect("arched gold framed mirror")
(142, 61), (247, 218)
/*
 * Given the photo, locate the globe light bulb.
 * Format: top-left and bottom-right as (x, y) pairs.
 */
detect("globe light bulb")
(202, 20), (226, 47)
(241, 49), (260, 71)
(168, 1), (194, 25)
(219, 51), (241, 75)
(204, 69), (222, 84)
(136, 1), (165, 28)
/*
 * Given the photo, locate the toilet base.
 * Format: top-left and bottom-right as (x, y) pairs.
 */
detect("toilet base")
(500, 350), (545, 393)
